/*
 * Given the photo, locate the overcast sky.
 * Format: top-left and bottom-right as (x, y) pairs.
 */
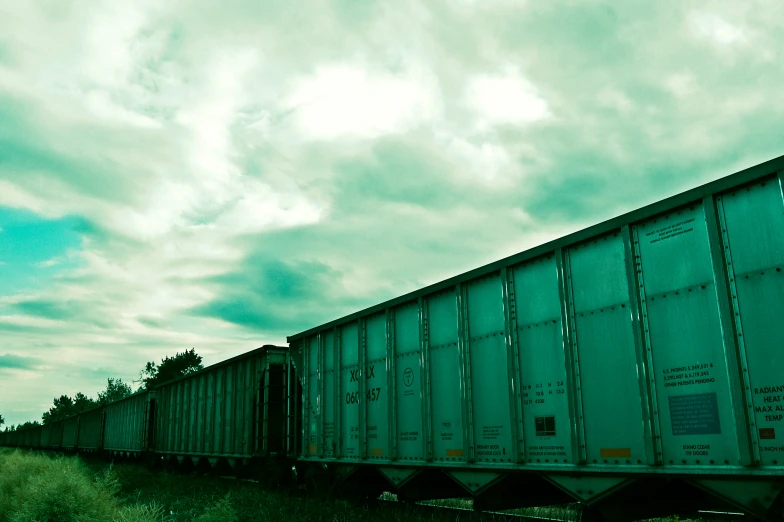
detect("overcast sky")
(1, 0), (782, 426)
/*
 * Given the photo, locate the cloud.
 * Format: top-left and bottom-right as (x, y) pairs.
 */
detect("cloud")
(465, 67), (550, 129)
(0, 353), (41, 371)
(286, 63), (441, 140)
(192, 257), (368, 335)
(689, 12), (746, 45)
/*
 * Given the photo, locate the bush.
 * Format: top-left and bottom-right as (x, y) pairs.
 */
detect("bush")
(0, 449), (120, 521)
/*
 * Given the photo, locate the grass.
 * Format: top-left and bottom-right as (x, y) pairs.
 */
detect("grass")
(0, 448), (232, 521)
(0, 449), (700, 522)
(0, 448), (529, 521)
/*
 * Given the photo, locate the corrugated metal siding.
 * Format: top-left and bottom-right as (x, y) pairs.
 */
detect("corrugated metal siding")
(293, 166), (784, 477)
(103, 392), (152, 452)
(41, 424), (51, 447)
(62, 416), (79, 448)
(77, 407), (104, 449)
(48, 420), (64, 448)
(33, 425), (42, 448)
(154, 347), (288, 458)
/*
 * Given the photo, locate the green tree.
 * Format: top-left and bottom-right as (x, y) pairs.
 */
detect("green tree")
(140, 348), (203, 389)
(17, 421), (40, 429)
(73, 392), (96, 412)
(97, 378), (133, 404)
(0, 413), (4, 427)
(42, 393), (97, 423)
(42, 395), (74, 424)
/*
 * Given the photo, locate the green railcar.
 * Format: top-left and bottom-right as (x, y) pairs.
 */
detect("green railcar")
(77, 406), (104, 451)
(288, 154), (784, 520)
(152, 345), (296, 468)
(103, 390), (154, 456)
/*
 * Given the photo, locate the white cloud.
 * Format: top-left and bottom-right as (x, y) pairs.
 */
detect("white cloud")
(665, 73), (698, 98)
(689, 12), (746, 45)
(465, 67), (549, 129)
(437, 131), (512, 182)
(35, 259), (59, 268)
(286, 63), (440, 140)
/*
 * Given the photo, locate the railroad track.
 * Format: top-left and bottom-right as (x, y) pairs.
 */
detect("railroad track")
(375, 498), (578, 522)
(376, 498), (746, 522)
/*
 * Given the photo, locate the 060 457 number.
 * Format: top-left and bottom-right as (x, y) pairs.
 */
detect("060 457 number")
(345, 388), (382, 404)
(366, 387), (381, 402)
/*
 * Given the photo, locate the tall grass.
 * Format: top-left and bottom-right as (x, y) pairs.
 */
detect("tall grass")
(0, 449), (234, 521)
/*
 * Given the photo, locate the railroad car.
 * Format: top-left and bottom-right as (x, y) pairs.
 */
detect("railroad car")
(62, 414), (80, 450)
(103, 390), (154, 457)
(77, 405), (104, 452)
(40, 422), (51, 448)
(152, 345), (298, 477)
(48, 419), (64, 449)
(287, 155), (784, 521)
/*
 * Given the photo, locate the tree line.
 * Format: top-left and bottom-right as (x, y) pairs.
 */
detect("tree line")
(1, 348), (203, 432)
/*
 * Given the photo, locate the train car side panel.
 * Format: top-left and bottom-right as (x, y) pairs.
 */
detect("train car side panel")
(465, 273), (514, 464)
(512, 255), (575, 464)
(365, 312), (389, 460)
(77, 407), (104, 450)
(635, 204), (742, 466)
(393, 301), (425, 461)
(48, 420), (64, 448)
(567, 233), (648, 465)
(104, 392), (150, 452)
(427, 289), (464, 462)
(62, 415), (79, 449)
(154, 346), (285, 459)
(719, 177), (784, 467)
(339, 322), (360, 459)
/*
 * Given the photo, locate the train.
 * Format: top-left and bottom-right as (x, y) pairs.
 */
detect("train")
(2, 153), (784, 521)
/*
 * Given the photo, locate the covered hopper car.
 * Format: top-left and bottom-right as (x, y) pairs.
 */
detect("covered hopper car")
(287, 154), (784, 520)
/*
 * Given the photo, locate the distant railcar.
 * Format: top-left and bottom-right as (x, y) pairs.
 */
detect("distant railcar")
(288, 155), (784, 520)
(77, 406), (104, 451)
(103, 391), (154, 456)
(40, 423), (51, 448)
(62, 414), (80, 450)
(153, 345), (297, 468)
(48, 419), (64, 449)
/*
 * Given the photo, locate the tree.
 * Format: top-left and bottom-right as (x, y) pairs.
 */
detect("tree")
(42, 393), (97, 423)
(140, 348), (203, 389)
(97, 378), (133, 404)
(0, 413), (4, 427)
(73, 392), (96, 412)
(17, 421), (40, 429)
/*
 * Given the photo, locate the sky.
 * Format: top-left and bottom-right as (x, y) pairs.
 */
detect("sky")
(1, 0), (783, 426)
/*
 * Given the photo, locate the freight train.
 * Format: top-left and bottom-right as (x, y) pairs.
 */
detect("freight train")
(2, 154), (784, 521)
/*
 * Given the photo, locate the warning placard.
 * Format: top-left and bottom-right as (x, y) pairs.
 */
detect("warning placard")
(669, 392), (721, 436)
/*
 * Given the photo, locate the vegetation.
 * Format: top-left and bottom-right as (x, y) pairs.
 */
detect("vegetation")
(0, 449), (235, 521)
(98, 378), (134, 405)
(139, 348), (204, 389)
(4, 348), (198, 429)
(40, 377), (133, 424)
(0, 449), (583, 522)
(42, 392), (97, 423)
(5, 420), (40, 432)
